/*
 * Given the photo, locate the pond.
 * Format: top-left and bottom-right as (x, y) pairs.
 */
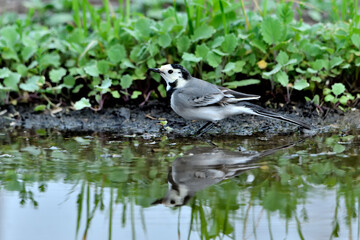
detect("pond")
(0, 129), (359, 240)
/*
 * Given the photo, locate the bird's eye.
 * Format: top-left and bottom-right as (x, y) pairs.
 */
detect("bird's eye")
(168, 70), (173, 74)
(170, 200), (175, 204)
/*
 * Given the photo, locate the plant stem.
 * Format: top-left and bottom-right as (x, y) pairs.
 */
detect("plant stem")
(240, 0), (251, 30)
(219, 0), (228, 34)
(184, 0), (194, 35)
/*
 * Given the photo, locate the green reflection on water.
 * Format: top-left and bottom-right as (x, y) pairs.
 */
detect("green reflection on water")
(0, 130), (360, 240)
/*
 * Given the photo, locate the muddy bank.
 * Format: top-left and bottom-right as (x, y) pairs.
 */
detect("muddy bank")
(0, 100), (358, 137)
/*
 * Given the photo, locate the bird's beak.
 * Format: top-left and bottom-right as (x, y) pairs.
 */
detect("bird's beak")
(148, 68), (161, 73)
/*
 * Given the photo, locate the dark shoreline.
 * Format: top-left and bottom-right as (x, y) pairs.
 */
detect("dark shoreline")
(0, 100), (358, 137)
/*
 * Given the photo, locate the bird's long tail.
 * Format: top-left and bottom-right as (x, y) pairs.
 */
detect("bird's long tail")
(237, 102), (311, 130)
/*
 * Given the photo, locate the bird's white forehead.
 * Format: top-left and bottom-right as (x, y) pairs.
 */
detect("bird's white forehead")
(159, 64), (174, 72)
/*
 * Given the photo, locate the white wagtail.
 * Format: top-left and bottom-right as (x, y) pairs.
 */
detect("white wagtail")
(148, 64), (311, 134)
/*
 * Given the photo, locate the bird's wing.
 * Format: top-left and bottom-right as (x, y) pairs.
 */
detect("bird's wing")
(176, 79), (225, 107)
(218, 86), (260, 103)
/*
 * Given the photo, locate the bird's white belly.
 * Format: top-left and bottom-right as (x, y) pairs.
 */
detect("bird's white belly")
(170, 100), (257, 121)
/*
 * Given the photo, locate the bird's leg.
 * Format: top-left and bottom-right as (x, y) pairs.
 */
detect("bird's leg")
(195, 121), (215, 136)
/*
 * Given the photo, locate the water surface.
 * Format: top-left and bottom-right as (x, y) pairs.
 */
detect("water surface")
(0, 130), (359, 240)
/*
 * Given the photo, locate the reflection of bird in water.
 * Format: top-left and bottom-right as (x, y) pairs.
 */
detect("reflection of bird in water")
(153, 143), (295, 207)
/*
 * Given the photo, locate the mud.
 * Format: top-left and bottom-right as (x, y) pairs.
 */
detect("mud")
(0, 100), (358, 137)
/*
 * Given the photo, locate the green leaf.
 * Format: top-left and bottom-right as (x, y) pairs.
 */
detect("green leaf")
(263, 64), (282, 77)
(276, 51), (289, 66)
(97, 60), (110, 74)
(49, 68), (66, 83)
(330, 57), (343, 68)
(16, 64), (28, 77)
(351, 34), (360, 48)
(224, 79), (261, 88)
(158, 33), (172, 48)
(19, 76), (44, 92)
(276, 3), (294, 24)
(0, 25), (18, 46)
(84, 64), (99, 77)
(120, 74), (133, 89)
(99, 78), (112, 89)
(333, 144), (346, 153)
(182, 53), (202, 62)
(111, 90), (120, 98)
(324, 94), (335, 102)
(275, 71), (289, 87)
(131, 90), (142, 99)
(4, 72), (21, 91)
(64, 75), (75, 88)
(195, 44), (210, 59)
(221, 34), (237, 53)
(74, 97), (91, 110)
(331, 83), (345, 96)
(222, 62), (235, 73)
(21, 46), (37, 62)
(34, 104), (46, 112)
(107, 44), (126, 64)
(0, 67), (11, 78)
(260, 17), (283, 45)
(207, 51), (222, 68)
(134, 18), (151, 38)
(293, 79), (309, 90)
(39, 52), (60, 70)
(339, 95), (350, 105)
(234, 60), (246, 72)
(176, 35), (191, 53)
(192, 25), (215, 42)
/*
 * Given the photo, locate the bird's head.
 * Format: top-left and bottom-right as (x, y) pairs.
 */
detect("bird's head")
(148, 64), (191, 91)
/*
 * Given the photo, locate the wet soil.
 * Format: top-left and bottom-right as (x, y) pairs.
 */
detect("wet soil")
(0, 100), (359, 137)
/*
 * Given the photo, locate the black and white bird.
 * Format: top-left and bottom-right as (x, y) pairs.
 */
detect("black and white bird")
(148, 64), (311, 134)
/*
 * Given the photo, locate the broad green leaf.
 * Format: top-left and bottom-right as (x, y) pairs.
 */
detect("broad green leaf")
(207, 51), (222, 68)
(234, 60), (246, 72)
(333, 144), (346, 153)
(195, 44), (210, 59)
(276, 51), (289, 66)
(275, 71), (289, 87)
(211, 36), (225, 48)
(0, 25), (18, 46)
(331, 83), (345, 96)
(324, 94), (335, 102)
(120, 74), (133, 89)
(19, 76), (44, 92)
(99, 78), (112, 89)
(351, 34), (360, 48)
(339, 95), (350, 105)
(97, 60), (110, 74)
(176, 36), (191, 53)
(221, 34), (237, 53)
(39, 52), (60, 70)
(330, 57), (343, 68)
(224, 79), (261, 88)
(16, 64), (28, 77)
(134, 18), (151, 38)
(64, 75), (75, 88)
(293, 79), (309, 90)
(182, 53), (202, 62)
(0, 67), (11, 78)
(84, 64), (99, 77)
(74, 97), (91, 110)
(34, 105), (46, 112)
(4, 72), (21, 91)
(222, 62), (235, 73)
(260, 17), (283, 45)
(107, 44), (126, 64)
(21, 46), (37, 61)
(131, 90), (142, 99)
(111, 90), (120, 98)
(192, 25), (215, 42)
(158, 33), (171, 48)
(49, 68), (66, 83)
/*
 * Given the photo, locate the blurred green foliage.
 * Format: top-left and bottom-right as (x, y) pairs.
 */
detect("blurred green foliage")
(0, 0), (360, 111)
